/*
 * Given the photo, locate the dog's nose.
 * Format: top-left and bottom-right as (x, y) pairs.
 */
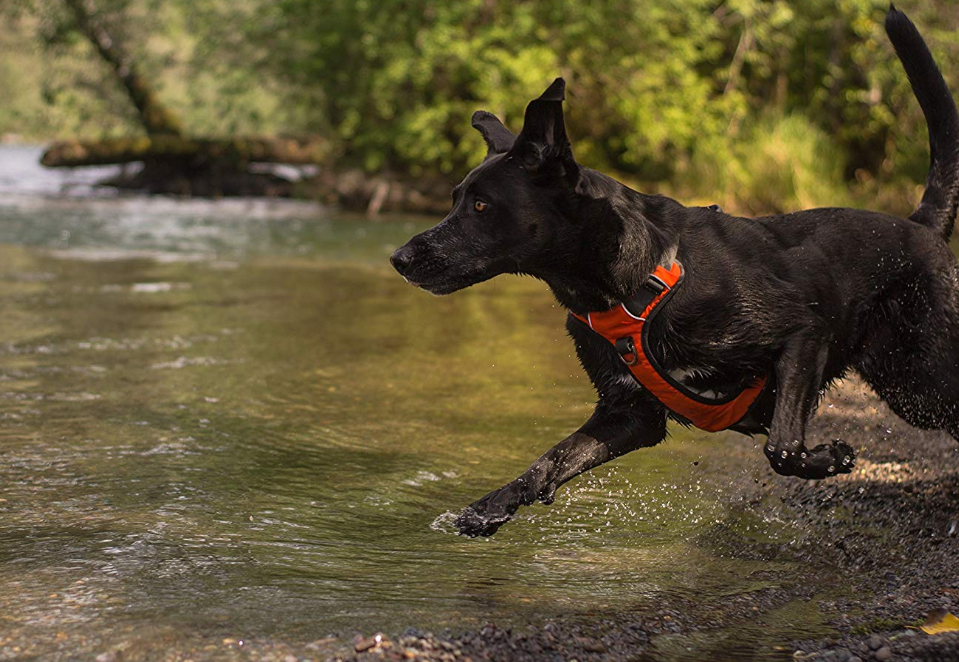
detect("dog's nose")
(390, 244), (415, 274)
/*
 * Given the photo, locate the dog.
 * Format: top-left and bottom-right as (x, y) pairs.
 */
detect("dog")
(390, 7), (959, 538)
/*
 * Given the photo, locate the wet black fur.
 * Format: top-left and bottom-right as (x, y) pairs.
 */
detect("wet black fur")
(391, 7), (959, 537)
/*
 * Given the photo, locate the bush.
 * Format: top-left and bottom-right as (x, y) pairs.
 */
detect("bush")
(686, 114), (851, 215)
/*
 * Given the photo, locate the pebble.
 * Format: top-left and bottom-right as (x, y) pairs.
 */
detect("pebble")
(848, 657), (863, 662)
(95, 654), (116, 662)
(355, 637), (378, 653)
(578, 637), (606, 653)
(307, 638), (337, 650)
(866, 635), (883, 651)
(874, 646), (892, 661)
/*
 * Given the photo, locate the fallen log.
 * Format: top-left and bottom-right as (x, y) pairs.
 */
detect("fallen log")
(40, 136), (330, 198)
(41, 136), (329, 168)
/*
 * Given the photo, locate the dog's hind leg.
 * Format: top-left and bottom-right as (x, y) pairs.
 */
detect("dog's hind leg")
(763, 326), (856, 479)
(857, 295), (959, 440)
(454, 403), (666, 537)
(859, 344), (959, 441)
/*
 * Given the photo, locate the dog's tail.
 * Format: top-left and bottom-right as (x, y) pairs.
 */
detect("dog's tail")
(886, 5), (959, 239)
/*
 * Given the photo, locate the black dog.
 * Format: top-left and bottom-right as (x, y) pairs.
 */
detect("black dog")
(391, 7), (959, 538)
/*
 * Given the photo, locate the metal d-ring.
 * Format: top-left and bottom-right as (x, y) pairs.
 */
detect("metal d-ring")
(614, 336), (640, 366)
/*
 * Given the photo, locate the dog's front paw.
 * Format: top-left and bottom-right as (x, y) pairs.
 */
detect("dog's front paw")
(454, 505), (512, 537)
(454, 483), (532, 537)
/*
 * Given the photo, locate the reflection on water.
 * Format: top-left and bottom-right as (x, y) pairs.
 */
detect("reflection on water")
(0, 148), (835, 660)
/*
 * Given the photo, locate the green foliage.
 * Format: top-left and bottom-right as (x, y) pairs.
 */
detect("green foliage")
(251, 0), (959, 195)
(4, 0), (959, 213)
(688, 114), (851, 214)
(0, 10), (137, 139)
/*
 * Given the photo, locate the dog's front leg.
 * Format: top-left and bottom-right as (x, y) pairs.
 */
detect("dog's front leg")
(454, 405), (666, 537)
(764, 328), (855, 479)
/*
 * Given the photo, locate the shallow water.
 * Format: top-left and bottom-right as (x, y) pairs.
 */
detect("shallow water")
(0, 148), (839, 660)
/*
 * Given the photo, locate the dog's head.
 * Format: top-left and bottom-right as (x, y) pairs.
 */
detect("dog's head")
(390, 78), (583, 294)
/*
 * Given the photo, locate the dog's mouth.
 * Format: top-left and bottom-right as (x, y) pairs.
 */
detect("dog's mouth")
(404, 266), (495, 295)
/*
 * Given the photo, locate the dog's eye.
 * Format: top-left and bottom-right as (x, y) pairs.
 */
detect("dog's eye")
(474, 199), (489, 213)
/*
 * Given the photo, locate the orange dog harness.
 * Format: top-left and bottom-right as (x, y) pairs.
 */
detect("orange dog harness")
(572, 262), (766, 432)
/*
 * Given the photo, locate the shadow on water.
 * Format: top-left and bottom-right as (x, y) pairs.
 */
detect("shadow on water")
(0, 147), (845, 660)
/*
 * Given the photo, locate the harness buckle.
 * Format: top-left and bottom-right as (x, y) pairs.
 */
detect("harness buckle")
(645, 276), (666, 294)
(615, 336), (640, 366)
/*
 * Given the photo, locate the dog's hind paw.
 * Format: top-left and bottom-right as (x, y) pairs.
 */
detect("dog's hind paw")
(831, 439), (856, 473)
(790, 439), (856, 479)
(811, 439), (856, 476)
(768, 437), (857, 479)
(453, 506), (511, 538)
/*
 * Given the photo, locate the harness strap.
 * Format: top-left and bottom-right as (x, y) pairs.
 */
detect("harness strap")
(572, 262), (766, 432)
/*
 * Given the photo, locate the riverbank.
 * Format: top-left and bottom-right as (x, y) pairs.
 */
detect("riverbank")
(331, 378), (959, 662)
(6, 135), (916, 219)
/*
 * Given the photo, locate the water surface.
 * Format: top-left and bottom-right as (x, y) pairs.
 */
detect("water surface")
(0, 147), (838, 660)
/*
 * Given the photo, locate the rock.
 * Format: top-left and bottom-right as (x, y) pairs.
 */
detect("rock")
(874, 646), (892, 661)
(355, 637), (378, 653)
(95, 654), (117, 662)
(832, 647), (852, 661)
(578, 637), (606, 653)
(848, 657), (863, 662)
(867, 635), (883, 651)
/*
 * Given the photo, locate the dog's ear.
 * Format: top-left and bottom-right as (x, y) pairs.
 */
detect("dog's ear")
(509, 77), (579, 185)
(471, 111), (516, 156)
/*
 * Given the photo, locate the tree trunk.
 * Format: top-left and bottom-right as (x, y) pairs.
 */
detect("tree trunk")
(62, 0), (183, 136)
